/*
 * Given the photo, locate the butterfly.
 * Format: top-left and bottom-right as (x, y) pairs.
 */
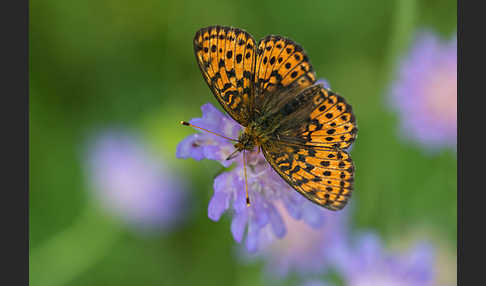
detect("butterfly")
(190, 25), (357, 211)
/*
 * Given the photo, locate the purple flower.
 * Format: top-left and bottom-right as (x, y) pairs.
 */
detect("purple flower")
(176, 103), (241, 167)
(389, 31), (457, 152)
(315, 79), (331, 90)
(177, 103), (331, 253)
(250, 202), (350, 278)
(300, 280), (333, 286)
(331, 232), (437, 286)
(86, 131), (188, 232)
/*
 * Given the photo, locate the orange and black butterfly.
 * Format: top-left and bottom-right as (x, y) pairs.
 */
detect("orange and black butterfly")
(188, 25), (357, 211)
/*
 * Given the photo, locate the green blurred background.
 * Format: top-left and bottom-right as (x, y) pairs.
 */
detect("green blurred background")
(30, 0), (457, 285)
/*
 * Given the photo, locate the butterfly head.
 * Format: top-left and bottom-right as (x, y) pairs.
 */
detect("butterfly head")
(234, 124), (267, 153)
(234, 131), (256, 152)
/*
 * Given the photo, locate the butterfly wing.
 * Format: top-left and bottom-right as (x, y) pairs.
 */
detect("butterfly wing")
(260, 83), (357, 210)
(194, 26), (257, 126)
(264, 84), (357, 149)
(252, 35), (317, 115)
(262, 144), (354, 210)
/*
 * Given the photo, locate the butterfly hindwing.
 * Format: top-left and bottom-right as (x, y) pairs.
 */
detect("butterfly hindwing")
(194, 26), (256, 126)
(262, 144), (354, 210)
(260, 82), (357, 210)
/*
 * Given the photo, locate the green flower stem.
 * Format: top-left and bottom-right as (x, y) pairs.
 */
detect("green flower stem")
(359, 0), (417, 232)
(30, 205), (121, 286)
(381, 0), (417, 85)
(381, 0), (416, 235)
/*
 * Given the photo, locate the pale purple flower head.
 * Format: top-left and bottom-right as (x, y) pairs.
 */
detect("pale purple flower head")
(315, 79), (331, 90)
(389, 31), (457, 152)
(300, 280), (334, 286)
(87, 131), (188, 232)
(331, 232), (437, 286)
(177, 103), (241, 167)
(177, 103), (333, 253)
(251, 202), (350, 278)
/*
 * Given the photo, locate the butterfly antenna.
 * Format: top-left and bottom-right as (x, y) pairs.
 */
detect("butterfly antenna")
(243, 150), (250, 207)
(180, 121), (237, 142)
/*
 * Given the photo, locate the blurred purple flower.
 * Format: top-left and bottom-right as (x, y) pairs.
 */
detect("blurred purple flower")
(300, 280), (333, 286)
(87, 131), (188, 232)
(315, 79), (331, 90)
(251, 202), (350, 278)
(177, 103), (332, 253)
(389, 31), (457, 152)
(331, 232), (437, 286)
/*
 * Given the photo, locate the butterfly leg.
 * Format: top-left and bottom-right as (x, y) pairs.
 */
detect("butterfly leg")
(226, 149), (240, 160)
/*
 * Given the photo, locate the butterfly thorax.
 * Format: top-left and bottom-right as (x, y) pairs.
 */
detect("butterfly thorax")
(234, 122), (270, 152)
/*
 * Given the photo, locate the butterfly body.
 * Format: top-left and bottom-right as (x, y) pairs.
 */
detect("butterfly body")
(234, 124), (263, 152)
(194, 26), (357, 211)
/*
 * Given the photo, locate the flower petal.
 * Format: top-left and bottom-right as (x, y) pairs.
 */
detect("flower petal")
(203, 144), (236, 168)
(231, 211), (248, 243)
(267, 204), (286, 238)
(354, 232), (383, 269)
(208, 191), (230, 221)
(315, 78), (331, 89)
(403, 242), (435, 283)
(246, 221), (261, 253)
(176, 134), (206, 160)
(208, 172), (234, 221)
(190, 103), (226, 133)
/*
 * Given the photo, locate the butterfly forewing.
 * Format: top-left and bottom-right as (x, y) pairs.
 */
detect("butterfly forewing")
(253, 35), (316, 106)
(194, 26), (256, 126)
